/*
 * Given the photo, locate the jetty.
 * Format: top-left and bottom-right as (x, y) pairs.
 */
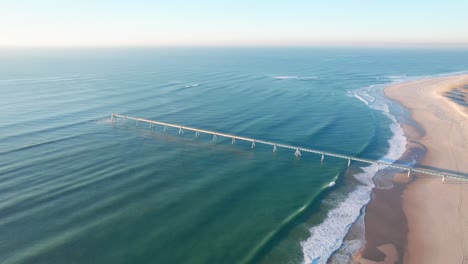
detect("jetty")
(111, 113), (468, 182)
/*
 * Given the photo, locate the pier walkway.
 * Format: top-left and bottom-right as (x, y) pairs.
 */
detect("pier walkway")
(111, 113), (468, 182)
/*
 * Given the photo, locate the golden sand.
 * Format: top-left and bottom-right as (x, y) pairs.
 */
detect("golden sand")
(385, 75), (468, 263)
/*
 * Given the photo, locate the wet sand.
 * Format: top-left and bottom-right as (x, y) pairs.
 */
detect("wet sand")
(351, 136), (419, 264)
(354, 75), (468, 263)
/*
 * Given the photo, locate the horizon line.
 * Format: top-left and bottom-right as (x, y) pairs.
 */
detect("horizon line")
(1, 42), (468, 49)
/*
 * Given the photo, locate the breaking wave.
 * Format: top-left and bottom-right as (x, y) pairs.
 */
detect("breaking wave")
(301, 83), (407, 264)
(274, 76), (319, 80)
(184, 83), (200, 88)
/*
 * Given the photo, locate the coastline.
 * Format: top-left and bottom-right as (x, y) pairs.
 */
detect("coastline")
(354, 75), (468, 263)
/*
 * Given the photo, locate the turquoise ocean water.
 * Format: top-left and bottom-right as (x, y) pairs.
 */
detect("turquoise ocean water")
(1, 48), (468, 264)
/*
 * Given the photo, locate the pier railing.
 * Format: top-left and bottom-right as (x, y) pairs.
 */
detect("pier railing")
(111, 113), (468, 182)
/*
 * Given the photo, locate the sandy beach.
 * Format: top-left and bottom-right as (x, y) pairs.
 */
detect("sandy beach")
(355, 75), (468, 263)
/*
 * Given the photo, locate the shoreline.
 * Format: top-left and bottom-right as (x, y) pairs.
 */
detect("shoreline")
(351, 111), (423, 263)
(354, 74), (468, 263)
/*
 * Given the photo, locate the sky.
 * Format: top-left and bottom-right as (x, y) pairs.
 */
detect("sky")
(1, 0), (468, 47)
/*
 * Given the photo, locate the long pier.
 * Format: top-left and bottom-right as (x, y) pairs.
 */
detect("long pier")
(111, 113), (468, 182)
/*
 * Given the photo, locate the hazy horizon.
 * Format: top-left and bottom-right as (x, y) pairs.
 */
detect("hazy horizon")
(1, 1), (468, 48)
(2, 44), (468, 49)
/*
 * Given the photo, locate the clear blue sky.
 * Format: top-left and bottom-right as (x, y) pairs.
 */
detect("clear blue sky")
(1, 0), (467, 47)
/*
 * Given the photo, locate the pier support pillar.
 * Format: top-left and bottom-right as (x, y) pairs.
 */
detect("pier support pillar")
(232, 138), (236, 144)
(179, 127), (184, 135)
(407, 170), (411, 178)
(442, 176), (445, 183)
(295, 148), (301, 157)
(348, 159), (351, 167)
(251, 141), (255, 149)
(164, 125), (167, 131)
(273, 145), (277, 152)
(195, 131), (200, 138)
(321, 153), (324, 162)
(213, 134), (217, 142)
(149, 123), (152, 129)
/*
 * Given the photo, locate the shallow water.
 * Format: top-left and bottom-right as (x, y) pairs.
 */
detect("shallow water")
(1, 47), (468, 264)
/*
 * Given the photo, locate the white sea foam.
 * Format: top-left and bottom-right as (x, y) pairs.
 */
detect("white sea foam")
(352, 94), (369, 105)
(275, 75), (298, 80)
(301, 85), (407, 264)
(386, 75), (407, 80)
(301, 182), (374, 263)
(184, 83), (200, 88)
(274, 76), (318, 80)
(348, 90), (376, 106)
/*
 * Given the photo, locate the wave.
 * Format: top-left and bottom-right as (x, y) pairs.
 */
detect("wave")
(0, 76), (77, 84)
(327, 174), (339, 188)
(240, 191), (323, 264)
(184, 83), (200, 88)
(300, 84), (407, 264)
(0, 117), (99, 147)
(274, 76), (318, 80)
(386, 75), (407, 80)
(352, 94), (369, 105)
(0, 135), (80, 156)
(347, 90), (375, 106)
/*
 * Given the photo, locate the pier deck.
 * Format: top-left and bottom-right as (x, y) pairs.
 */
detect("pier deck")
(111, 113), (468, 182)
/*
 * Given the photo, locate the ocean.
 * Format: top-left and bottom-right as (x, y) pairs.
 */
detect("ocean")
(1, 47), (468, 264)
